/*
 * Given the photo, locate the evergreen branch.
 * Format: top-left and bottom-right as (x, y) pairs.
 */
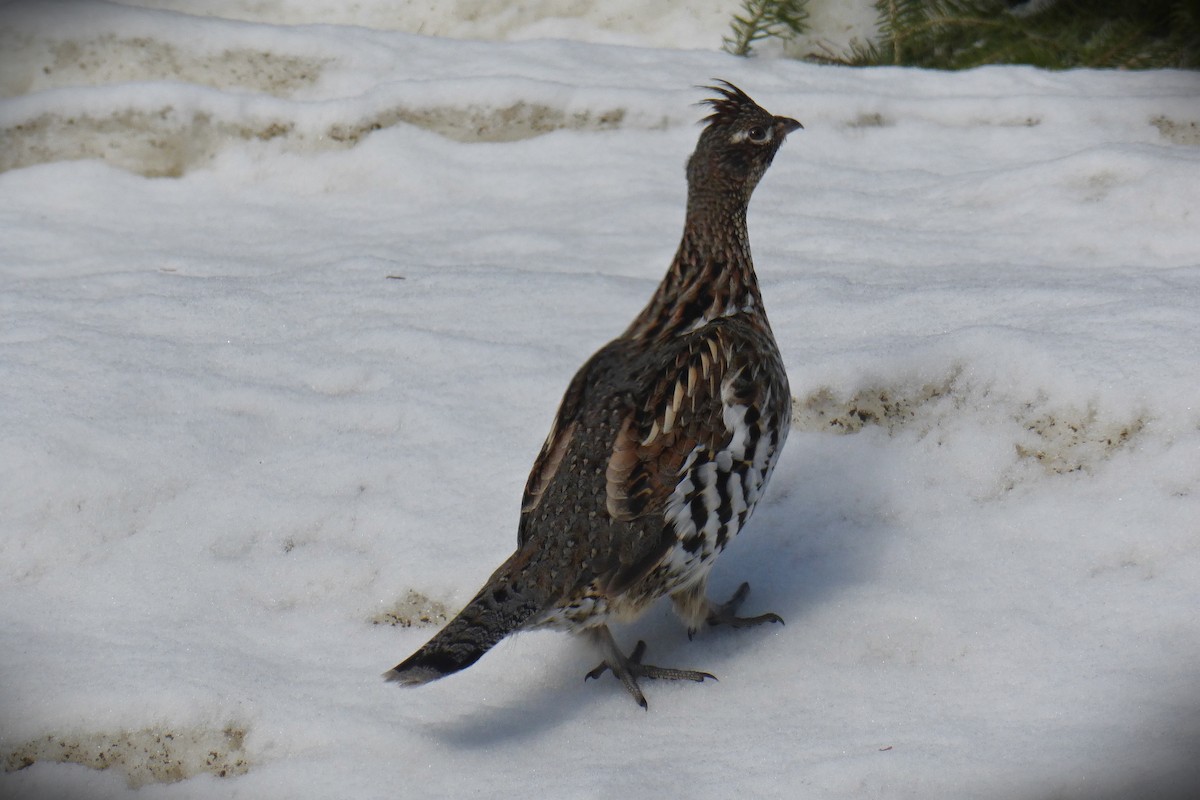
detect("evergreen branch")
(822, 0), (1200, 70)
(722, 0), (810, 57)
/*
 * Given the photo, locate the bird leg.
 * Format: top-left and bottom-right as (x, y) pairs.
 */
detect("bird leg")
(704, 581), (784, 631)
(584, 625), (714, 709)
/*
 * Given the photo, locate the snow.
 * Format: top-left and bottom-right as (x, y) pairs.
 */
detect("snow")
(2, 1), (1200, 799)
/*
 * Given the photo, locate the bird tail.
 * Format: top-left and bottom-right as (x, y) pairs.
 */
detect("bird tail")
(384, 552), (541, 686)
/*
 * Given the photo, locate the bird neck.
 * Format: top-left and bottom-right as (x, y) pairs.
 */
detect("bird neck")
(624, 184), (763, 343)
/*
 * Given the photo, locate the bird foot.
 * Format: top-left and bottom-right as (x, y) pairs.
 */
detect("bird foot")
(689, 582), (783, 638)
(585, 629), (714, 709)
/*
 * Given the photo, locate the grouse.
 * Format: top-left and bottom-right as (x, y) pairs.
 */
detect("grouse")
(386, 81), (800, 708)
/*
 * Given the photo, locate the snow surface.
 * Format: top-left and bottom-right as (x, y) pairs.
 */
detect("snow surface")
(2, 2), (1200, 799)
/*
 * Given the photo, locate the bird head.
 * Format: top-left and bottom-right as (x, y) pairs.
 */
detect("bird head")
(687, 81), (801, 198)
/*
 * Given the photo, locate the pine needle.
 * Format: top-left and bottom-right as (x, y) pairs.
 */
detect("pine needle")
(723, 0), (811, 57)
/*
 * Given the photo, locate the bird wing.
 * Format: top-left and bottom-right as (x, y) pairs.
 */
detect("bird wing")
(519, 335), (636, 518)
(603, 321), (767, 594)
(604, 328), (732, 521)
(522, 327), (733, 522)
(520, 374), (586, 518)
(517, 320), (781, 596)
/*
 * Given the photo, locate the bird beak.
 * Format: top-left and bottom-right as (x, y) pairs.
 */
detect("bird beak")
(775, 116), (803, 136)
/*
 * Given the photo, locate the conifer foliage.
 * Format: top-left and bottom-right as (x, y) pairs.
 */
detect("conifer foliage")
(722, 0), (811, 56)
(725, 0), (1199, 68)
(845, 0), (1199, 69)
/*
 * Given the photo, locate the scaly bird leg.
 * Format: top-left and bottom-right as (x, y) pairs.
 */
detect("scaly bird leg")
(705, 581), (784, 631)
(584, 625), (714, 709)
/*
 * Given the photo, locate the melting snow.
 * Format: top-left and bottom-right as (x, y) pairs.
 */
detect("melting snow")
(2, 2), (1200, 798)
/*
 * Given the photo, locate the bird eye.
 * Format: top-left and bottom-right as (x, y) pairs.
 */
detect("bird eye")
(747, 126), (769, 143)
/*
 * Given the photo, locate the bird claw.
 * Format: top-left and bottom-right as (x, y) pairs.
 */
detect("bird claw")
(584, 582), (778, 707)
(586, 631), (714, 709)
(706, 582), (784, 629)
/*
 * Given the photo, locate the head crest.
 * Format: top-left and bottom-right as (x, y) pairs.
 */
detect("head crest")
(699, 80), (761, 126)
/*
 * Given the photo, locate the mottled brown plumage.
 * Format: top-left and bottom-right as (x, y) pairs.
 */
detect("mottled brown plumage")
(386, 81), (800, 707)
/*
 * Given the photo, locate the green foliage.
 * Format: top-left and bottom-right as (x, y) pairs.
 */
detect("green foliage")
(723, 0), (811, 57)
(755, 0), (1200, 69)
(840, 0), (1200, 69)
